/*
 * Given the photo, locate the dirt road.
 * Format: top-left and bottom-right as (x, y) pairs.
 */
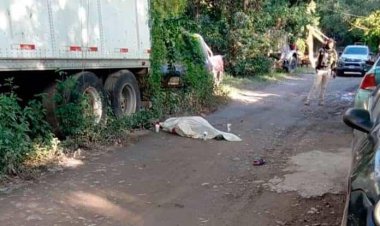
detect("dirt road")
(0, 74), (361, 226)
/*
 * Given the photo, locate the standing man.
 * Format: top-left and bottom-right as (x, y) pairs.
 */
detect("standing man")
(305, 39), (338, 106)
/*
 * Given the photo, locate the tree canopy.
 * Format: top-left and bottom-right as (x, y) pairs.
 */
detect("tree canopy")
(318, 0), (380, 49)
(151, 0), (380, 77)
(353, 10), (380, 49)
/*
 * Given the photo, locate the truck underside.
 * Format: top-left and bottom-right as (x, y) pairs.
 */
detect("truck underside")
(0, 67), (149, 136)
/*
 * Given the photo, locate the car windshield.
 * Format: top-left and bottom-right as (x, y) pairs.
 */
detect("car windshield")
(343, 47), (368, 55)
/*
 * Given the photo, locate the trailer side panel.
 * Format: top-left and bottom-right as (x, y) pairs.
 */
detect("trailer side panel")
(0, 0), (150, 71)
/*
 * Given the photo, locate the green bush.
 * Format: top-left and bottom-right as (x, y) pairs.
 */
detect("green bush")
(149, 0), (219, 117)
(0, 92), (53, 174)
(233, 56), (274, 77)
(0, 93), (31, 174)
(23, 99), (54, 143)
(54, 77), (94, 138)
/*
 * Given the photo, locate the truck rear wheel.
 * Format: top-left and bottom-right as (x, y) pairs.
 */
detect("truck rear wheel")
(43, 72), (107, 137)
(73, 72), (107, 124)
(43, 83), (61, 136)
(105, 70), (141, 118)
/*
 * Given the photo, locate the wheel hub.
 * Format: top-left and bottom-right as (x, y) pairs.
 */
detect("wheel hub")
(83, 87), (102, 124)
(120, 85), (136, 115)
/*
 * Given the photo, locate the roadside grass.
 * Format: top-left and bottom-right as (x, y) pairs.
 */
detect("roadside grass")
(295, 66), (315, 74)
(223, 66), (313, 88)
(223, 71), (291, 89)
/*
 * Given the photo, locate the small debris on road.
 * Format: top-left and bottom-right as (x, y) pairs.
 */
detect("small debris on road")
(199, 217), (209, 223)
(253, 180), (265, 184)
(174, 203), (185, 208)
(26, 214), (42, 221)
(253, 158), (266, 166)
(307, 207), (319, 214)
(155, 122), (160, 133)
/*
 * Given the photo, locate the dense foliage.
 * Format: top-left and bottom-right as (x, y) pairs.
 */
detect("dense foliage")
(184, 0), (312, 76)
(149, 0), (216, 117)
(353, 10), (380, 49)
(54, 77), (94, 137)
(0, 80), (53, 174)
(317, 0), (380, 49)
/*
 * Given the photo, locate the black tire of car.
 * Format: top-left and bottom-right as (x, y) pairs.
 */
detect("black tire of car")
(43, 72), (107, 137)
(104, 70), (141, 118)
(286, 56), (297, 73)
(336, 70), (344, 77)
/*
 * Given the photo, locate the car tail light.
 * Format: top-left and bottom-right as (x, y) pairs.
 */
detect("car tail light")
(360, 73), (377, 90)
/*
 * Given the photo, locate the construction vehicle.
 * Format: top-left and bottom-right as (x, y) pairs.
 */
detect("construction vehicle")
(306, 25), (331, 69)
(272, 26), (332, 73)
(0, 0), (150, 131)
(269, 34), (299, 73)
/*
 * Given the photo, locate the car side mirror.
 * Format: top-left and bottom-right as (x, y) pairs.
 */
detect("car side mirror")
(343, 108), (373, 133)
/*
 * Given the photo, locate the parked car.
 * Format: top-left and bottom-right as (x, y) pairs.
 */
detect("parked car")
(337, 45), (372, 77)
(342, 85), (380, 225)
(354, 58), (380, 110)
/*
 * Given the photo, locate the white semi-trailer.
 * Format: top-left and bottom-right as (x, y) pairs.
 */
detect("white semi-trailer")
(0, 0), (151, 129)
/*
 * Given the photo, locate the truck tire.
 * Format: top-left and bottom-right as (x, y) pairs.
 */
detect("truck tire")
(43, 83), (61, 136)
(105, 70), (141, 118)
(43, 72), (106, 137)
(72, 72), (107, 124)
